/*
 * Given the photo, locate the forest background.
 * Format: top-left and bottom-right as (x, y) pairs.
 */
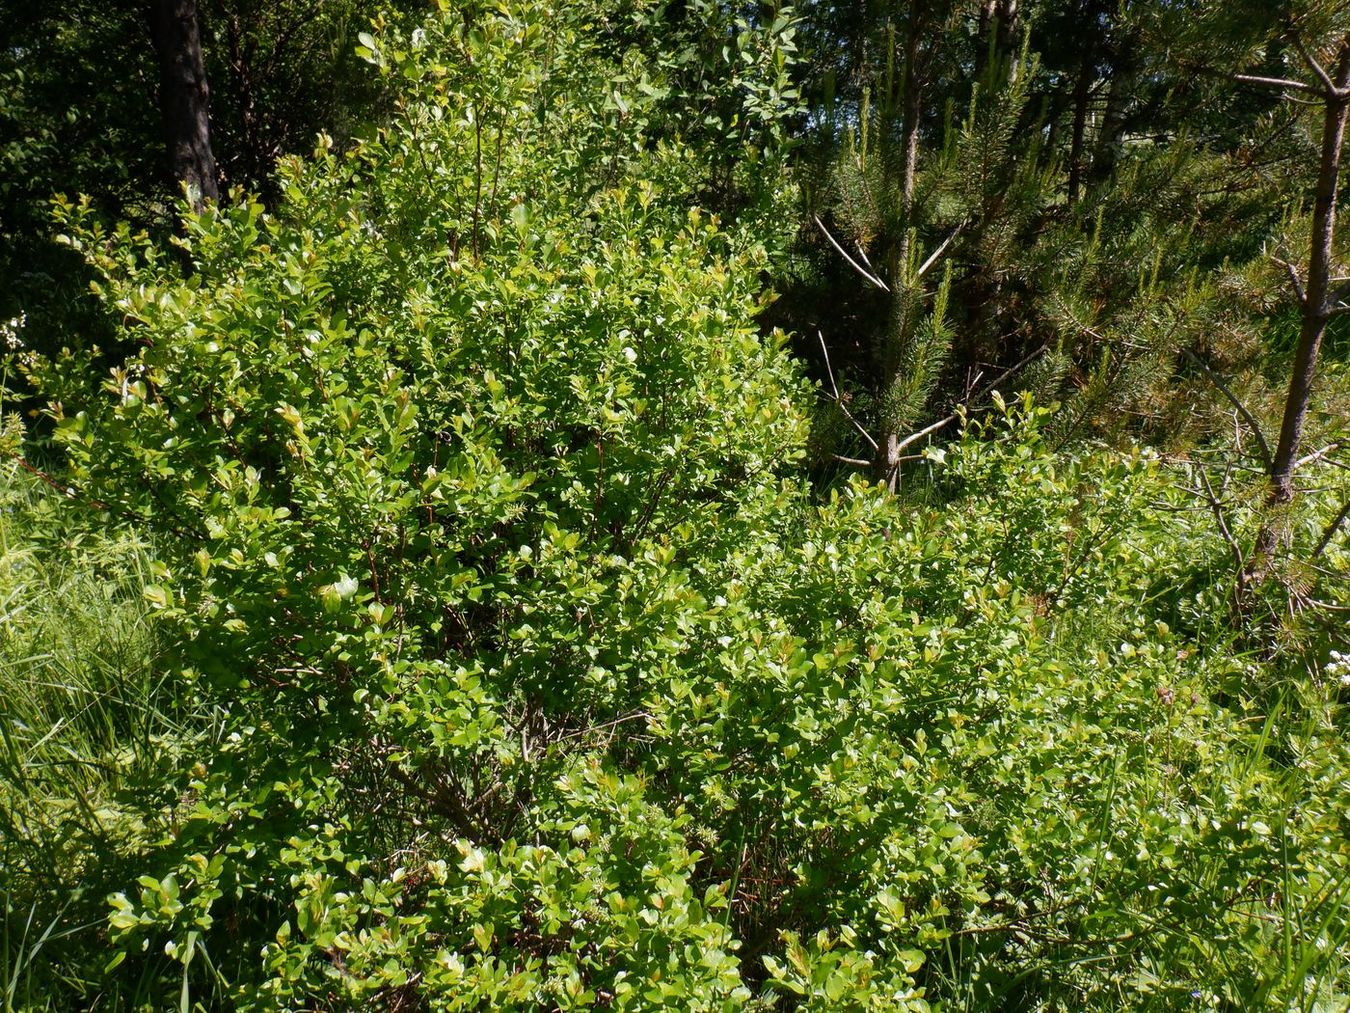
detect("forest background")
(1, 0), (1349, 1009)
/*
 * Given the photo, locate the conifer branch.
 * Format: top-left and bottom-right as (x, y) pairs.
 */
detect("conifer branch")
(892, 344), (1048, 455)
(1313, 498), (1350, 558)
(1289, 29), (1340, 97)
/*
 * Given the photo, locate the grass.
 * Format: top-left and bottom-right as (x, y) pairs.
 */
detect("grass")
(0, 462), (202, 1010)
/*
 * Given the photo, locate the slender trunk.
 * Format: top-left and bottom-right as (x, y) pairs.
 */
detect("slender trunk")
(999, 0), (1019, 55)
(976, 0), (1019, 80)
(1247, 46), (1350, 585)
(895, 12), (924, 272)
(1091, 51), (1134, 186)
(1269, 78), (1350, 504)
(226, 13), (260, 186)
(874, 0), (927, 488)
(150, 0), (218, 209)
(1066, 56), (1091, 204)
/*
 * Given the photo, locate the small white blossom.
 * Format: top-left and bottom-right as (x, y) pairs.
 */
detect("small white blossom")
(0, 312), (26, 350)
(1327, 650), (1350, 687)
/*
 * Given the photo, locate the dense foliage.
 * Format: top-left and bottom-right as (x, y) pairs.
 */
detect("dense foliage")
(2, 0), (1349, 1010)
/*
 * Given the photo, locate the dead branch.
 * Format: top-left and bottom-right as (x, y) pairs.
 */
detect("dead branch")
(818, 330), (879, 451)
(1198, 466), (1245, 574)
(813, 214), (890, 292)
(1230, 72), (1320, 95)
(1296, 441), (1344, 468)
(915, 221), (965, 280)
(1179, 347), (1275, 475)
(1272, 255), (1307, 305)
(1313, 498), (1350, 558)
(893, 344), (1049, 455)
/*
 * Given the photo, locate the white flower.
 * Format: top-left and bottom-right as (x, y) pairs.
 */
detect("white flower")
(1327, 650), (1350, 686)
(0, 313), (26, 350)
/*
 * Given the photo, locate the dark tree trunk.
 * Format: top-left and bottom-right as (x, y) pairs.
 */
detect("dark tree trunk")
(226, 12), (261, 185)
(976, 0), (1019, 80)
(1091, 48), (1135, 186)
(1066, 55), (1091, 204)
(992, 0), (1019, 63)
(150, 0), (218, 208)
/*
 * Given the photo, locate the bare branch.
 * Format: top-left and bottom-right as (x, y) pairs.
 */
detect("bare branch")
(1198, 467), (1245, 573)
(813, 215), (890, 292)
(892, 345), (1049, 455)
(832, 453), (873, 467)
(2, 451), (109, 510)
(1313, 498), (1350, 558)
(893, 411), (965, 456)
(915, 221), (965, 280)
(818, 330), (879, 451)
(853, 240), (877, 272)
(1230, 72), (1321, 95)
(817, 329), (840, 400)
(1272, 255), (1307, 305)
(837, 399), (880, 450)
(1296, 441), (1344, 468)
(1179, 347), (1275, 475)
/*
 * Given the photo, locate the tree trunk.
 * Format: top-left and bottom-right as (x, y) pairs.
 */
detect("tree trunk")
(226, 12), (260, 186)
(150, 0), (218, 209)
(976, 0), (1019, 80)
(1066, 55), (1091, 204)
(874, 0), (927, 489)
(895, 7), (924, 273)
(1247, 46), (1350, 585)
(1091, 48), (1135, 186)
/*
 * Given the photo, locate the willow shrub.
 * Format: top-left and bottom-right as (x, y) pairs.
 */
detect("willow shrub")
(16, 3), (1350, 1010)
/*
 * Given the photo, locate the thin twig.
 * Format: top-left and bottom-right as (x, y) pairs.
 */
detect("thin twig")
(817, 328), (840, 400)
(893, 411), (964, 456)
(1289, 29), (1339, 97)
(1179, 347), (1274, 475)
(1198, 466), (1245, 574)
(852, 239), (877, 271)
(915, 221), (964, 280)
(2, 453), (108, 510)
(1230, 72), (1320, 95)
(1296, 441), (1343, 468)
(1272, 255), (1307, 305)
(813, 215), (890, 292)
(818, 330), (878, 451)
(1313, 499), (1350, 558)
(552, 711), (651, 743)
(893, 345), (1049, 456)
